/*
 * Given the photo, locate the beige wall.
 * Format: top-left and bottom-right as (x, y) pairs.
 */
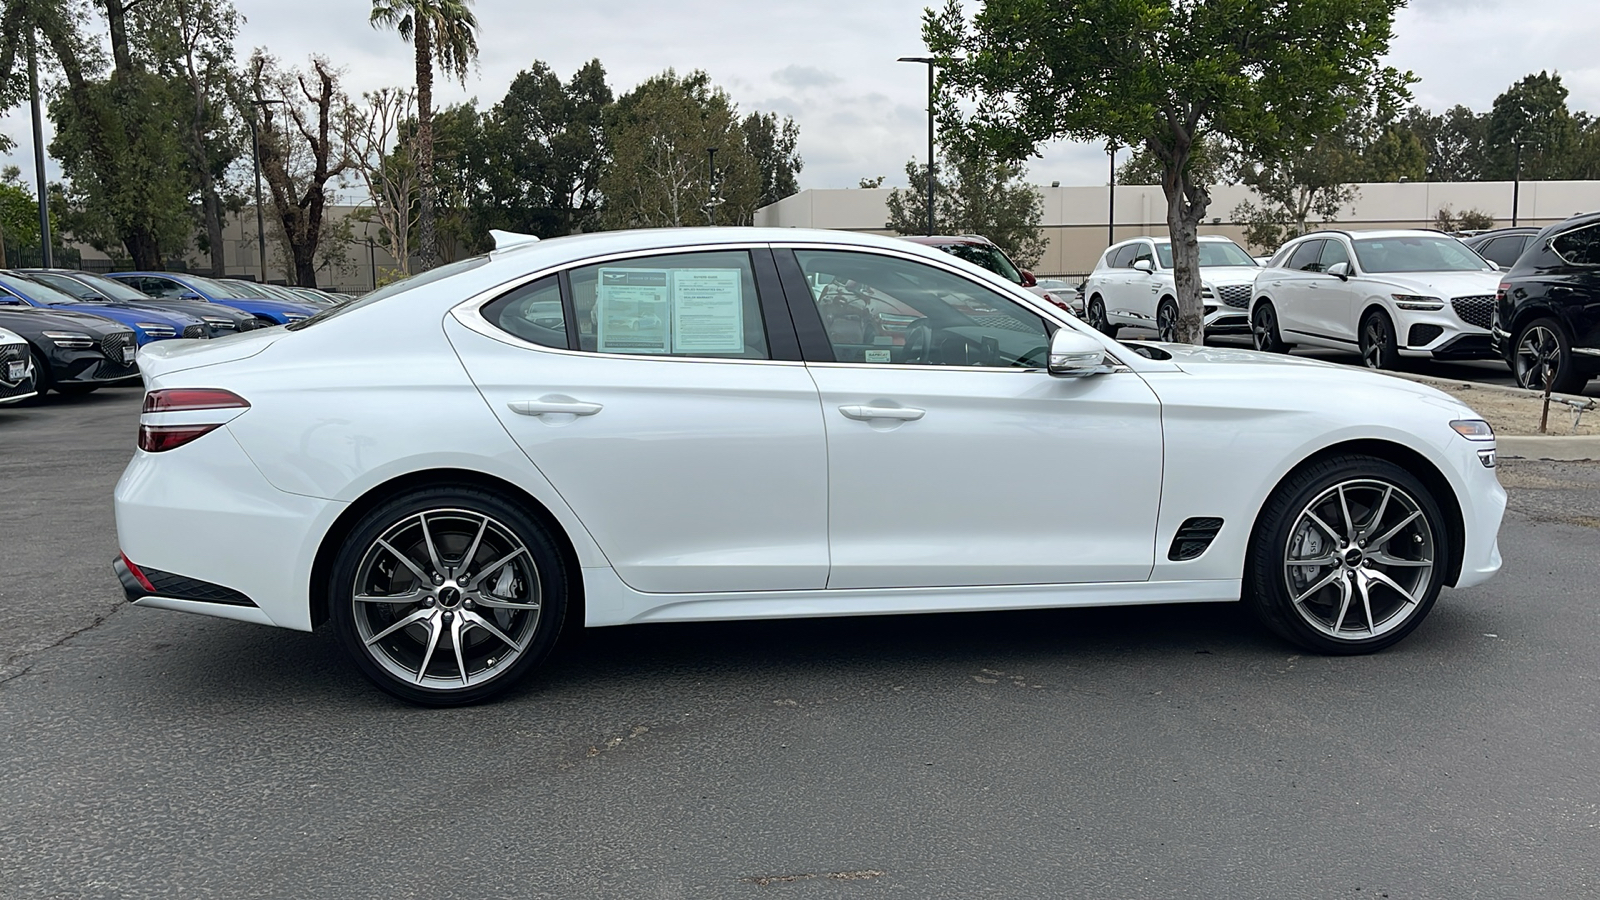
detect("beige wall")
(755, 181), (1600, 278)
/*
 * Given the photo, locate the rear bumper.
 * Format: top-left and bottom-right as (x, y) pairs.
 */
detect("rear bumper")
(114, 555), (275, 626)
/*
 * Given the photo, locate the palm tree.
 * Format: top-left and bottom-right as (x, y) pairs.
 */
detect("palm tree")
(370, 0), (477, 271)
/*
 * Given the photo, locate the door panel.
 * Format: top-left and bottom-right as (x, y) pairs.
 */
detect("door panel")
(450, 249), (828, 594)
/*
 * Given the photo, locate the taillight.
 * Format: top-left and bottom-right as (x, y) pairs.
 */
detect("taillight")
(142, 388), (250, 413)
(1496, 281), (1511, 302)
(138, 388), (249, 452)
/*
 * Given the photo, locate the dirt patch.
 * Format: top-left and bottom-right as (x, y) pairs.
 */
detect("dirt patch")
(1396, 374), (1598, 436)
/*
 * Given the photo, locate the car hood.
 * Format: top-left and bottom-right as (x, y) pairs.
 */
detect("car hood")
(1199, 266), (1263, 286)
(72, 300), (205, 327)
(225, 296), (318, 316)
(0, 306), (136, 336)
(137, 325), (287, 376)
(1141, 341), (1470, 408)
(1362, 270), (1502, 298)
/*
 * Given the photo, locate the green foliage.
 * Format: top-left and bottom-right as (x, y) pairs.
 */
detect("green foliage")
(857, 176), (886, 189)
(928, 0), (1411, 342)
(1433, 205), (1496, 233)
(885, 132), (1047, 267)
(1230, 124), (1365, 252)
(600, 69), (758, 229)
(741, 111), (802, 209)
(468, 59), (613, 241)
(1117, 137), (1229, 187)
(1485, 71), (1577, 181)
(0, 167), (51, 265)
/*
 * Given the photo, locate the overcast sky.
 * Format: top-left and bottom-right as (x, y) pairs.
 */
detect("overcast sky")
(4, 0), (1599, 196)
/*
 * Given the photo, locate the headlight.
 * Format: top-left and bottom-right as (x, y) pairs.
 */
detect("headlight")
(1450, 419), (1495, 441)
(136, 322), (177, 336)
(1392, 294), (1444, 311)
(43, 330), (95, 349)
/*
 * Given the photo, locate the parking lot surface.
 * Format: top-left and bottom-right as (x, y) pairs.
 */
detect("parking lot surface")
(2, 386), (1597, 899)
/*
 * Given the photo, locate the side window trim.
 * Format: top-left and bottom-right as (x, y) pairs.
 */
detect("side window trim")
(557, 269), (578, 351)
(752, 247), (803, 362)
(771, 247), (837, 363)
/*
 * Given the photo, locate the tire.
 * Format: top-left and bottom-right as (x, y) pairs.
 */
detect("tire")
(1359, 309), (1399, 370)
(1251, 302), (1290, 353)
(329, 485), (569, 706)
(1087, 295), (1116, 337)
(1156, 298), (1179, 343)
(1512, 317), (1588, 394)
(22, 349), (52, 403)
(1245, 455), (1447, 655)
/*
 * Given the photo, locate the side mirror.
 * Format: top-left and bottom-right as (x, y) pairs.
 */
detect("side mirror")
(1326, 262), (1351, 280)
(1132, 259), (1154, 274)
(1019, 269), (1038, 287)
(1048, 328), (1110, 377)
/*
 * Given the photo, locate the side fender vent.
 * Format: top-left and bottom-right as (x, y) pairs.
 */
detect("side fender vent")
(1168, 517), (1224, 561)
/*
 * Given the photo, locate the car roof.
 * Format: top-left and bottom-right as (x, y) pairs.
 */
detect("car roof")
(1297, 229), (1463, 241)
(898, 235), (997, 246)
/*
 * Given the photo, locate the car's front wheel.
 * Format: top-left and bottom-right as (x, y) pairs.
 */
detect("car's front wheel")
(1156, 298), (1179, 343)
(329, 485), (569, 706)
(1246, 455), (1447, 654)
(1252, 302), (1289, 353)
(1359, 309), (1399, 370)
(1513, 317), (1588, 394)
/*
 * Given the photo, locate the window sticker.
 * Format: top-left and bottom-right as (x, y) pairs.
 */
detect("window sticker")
(596, 268), (671, 354)
(864, 349), (892, 363)
(671, 268), (744, 353)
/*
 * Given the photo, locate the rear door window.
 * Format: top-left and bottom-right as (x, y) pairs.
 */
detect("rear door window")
(1552, 225), (1600, 266)
(567, 250), (770, 359)
(1288, 240), (1326, 272)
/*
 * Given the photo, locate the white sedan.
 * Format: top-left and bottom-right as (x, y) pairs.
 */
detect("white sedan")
(114, 228), (1506, 705)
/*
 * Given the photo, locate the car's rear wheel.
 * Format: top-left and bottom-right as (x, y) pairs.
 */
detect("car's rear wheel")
(1359, 309), (1399, 370)
(1156, 298), (1179, 343)
(1513, 317), (1588, 394)
(1087, 295), (1115, 336)
(1246, 455), (1446, 654)
(329, 486), (568, 706)
(1251, 302), (1290, 353)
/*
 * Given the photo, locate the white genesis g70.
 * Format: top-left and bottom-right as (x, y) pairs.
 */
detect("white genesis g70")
(113, 228), (1506, 704)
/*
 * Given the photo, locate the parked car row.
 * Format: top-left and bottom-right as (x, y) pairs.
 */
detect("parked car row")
(1069, 217), (1600, 395)
(0, 268), (335, 401)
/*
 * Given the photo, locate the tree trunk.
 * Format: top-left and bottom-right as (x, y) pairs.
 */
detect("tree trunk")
(1159, 142), (1210, 345)
(414, 19), (436, 271)
(127, 230), (163, 271)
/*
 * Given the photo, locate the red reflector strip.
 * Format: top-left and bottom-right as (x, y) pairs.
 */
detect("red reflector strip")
(143, 388), (250, 413)
(139, 423), (222, 453)
(120, 553), (156, 592)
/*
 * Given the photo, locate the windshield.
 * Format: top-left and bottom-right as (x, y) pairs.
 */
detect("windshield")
(66, 272), (155, 302)
(286, 255), (489, 330)
(184, 275), (256, 299)
(0, 271), (82, 305)
(1352, 236), (1493, 273)
(939, 243), (1023, 284)
(1155, 240), (1257, 268)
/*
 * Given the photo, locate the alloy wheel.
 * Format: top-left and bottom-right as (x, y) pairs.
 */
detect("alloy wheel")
(1089, 297), (1108, 333)
(1514, 324), (1562, 390)
(1281, 479), (1434, 640)
(1157, 301), (1178, 342)
(1252, 306), (1275, 351)
(1362, 317), (1390, 369)
(350, 508), (543, 690)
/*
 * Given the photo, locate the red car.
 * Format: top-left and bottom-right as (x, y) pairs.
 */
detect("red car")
(900, 235), (1077, 315)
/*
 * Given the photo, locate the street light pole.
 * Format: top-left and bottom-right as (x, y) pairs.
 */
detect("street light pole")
(1512, 140), (1523, 227)
(249, 98), (285, 282)
(898, 56), (939, 236)
(1107, 141), (1117, 248)
(27, 29), (52, 268)
(705, 147), (720, 226)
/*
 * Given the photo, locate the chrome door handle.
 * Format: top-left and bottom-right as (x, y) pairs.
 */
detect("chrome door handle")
(839, 405), (925, 421)
(509, 398), (603, 417)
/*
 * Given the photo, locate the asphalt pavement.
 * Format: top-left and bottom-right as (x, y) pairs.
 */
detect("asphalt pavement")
(2, 386), (1598, 899)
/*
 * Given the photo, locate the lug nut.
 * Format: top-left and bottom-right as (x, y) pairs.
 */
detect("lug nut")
(442, 610), (454, 623)
(422, 596), (435, 608)
(463, 598), (475, 610)
(433, 574), (444, 585)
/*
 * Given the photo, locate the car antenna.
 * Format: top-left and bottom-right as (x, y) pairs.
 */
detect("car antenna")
(490, 230), (540, 252)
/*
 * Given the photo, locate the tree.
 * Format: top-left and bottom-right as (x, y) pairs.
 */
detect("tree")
(370, 0), (478, 271)
(251, 52), (357, 287)
(1229, 126), (1363, 252)
(131, 0), (245, 277)
(1364, 124), (1427, 182)
(600, 70), (757, 229)
(857, 175), (886, 188)
(1485, 71), (1577, 181)
(352, 87), (420, 279)
(928, 0), (1411, 343)
(38, 0), (194, 268)
(741, 111), (802, 209)
(1117, 137), (1229, 186)
(1433, 205), (1495, 233)
(467, 59), (612, 242)
(885, 132), (1047, 267)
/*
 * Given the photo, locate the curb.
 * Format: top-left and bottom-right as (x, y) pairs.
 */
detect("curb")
(1497, 435), (1600, 462)
(1379, 368), (1597, 408)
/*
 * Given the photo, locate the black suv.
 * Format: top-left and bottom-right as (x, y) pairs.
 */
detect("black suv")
(1493, 211), (1600, 393)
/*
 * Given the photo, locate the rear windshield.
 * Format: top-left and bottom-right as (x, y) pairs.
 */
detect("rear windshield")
(286, 256), (488, 330)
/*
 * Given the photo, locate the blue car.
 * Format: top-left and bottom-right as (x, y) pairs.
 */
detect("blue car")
(0, 270), (207, 346)
(108, 272), (319, 326)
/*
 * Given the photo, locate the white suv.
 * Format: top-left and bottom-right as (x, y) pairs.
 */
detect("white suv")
(1250, 230), (1501, 369)
(1082, 235), (1260, 340)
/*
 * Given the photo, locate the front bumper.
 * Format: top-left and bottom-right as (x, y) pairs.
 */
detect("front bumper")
(1204, 308), (1250, 335)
